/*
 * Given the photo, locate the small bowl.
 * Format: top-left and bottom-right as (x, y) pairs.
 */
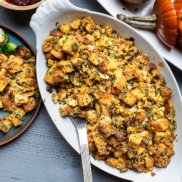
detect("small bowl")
(0, 0), (46, 11)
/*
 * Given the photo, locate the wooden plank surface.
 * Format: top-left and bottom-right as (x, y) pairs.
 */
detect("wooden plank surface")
(0, 0), (182, 182)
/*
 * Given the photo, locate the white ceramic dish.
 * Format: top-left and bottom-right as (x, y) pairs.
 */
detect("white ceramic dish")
(30, 0), (182, 181)
(97, 0), (182, 71)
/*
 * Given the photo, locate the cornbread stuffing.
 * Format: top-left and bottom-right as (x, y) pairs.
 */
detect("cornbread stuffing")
(43, 17), (176, 173)
(0, 45), (38, 133)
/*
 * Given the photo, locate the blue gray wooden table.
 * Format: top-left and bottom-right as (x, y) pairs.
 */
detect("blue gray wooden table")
(0, 0), (182, 182)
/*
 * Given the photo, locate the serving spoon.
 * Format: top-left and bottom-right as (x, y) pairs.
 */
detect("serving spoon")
(71, 117), (93, 182)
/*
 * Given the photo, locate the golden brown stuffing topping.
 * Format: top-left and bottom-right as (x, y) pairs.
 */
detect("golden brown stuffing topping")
(43, 17), (176, 173)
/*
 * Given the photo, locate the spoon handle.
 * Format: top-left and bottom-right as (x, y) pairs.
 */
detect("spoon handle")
(77, 127), (93, 182)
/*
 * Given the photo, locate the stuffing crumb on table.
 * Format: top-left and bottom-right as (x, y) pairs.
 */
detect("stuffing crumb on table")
(42, 17), (176, 173)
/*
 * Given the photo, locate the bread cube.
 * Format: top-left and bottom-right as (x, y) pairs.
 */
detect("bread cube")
(57, 89), (67, 102)
(0, 53), (8, 66)
(22, 63), (36, 78)
(98, 35), (110, 48)
(152, 118), (170, 131)
(2, 94), (12, 108)
(145, 156), (154, 169)
(98, 116), (113, 137)
(70, 58), (83, 69)
(85, 110), (97, 124)
(44, 64), (68, 85)
(59, 24), (71, 34)
(42, 36), (54, 53)
(106, 157), (128, 172)
(154, 131), (171, 144)
(137, 147), (145, 155)
(129, 134), (142, 145)
(50, 48), (64, 60)
(71, 19), (81, 30)
(62, 36), (79, 56)
(112, 116), (124, 127)
(120, 91), (137, 107)
(122, 68), (136, 81)
(112, 77), (127, 93)
(85, 34), (94, 44)
(81, 17), (95, 33)
(154, 155), (170, 168)
(131, 87), (144, 100)
(135, 110), (146, 121)
(92, 130), (108, 156)
(106, 59), (120, 71)
(161, 87), (172, 100)
(59, 105), (73, 117)
(13, 107), (26, 120)
(127, 126), (137, 134)
(5, 55), (23, 74)
(66, 97), (78, 107)
(0, 75), (10, 92)
(0, 116), (12, 133)
(23, 97), (36, 113)
(88, 53), (99, 66)
(47, 59), (56, 67)
(77, 93), (93, 107)
(15, 94), (29, 106)
(58, 60), (74, 73)
(10, 115), (22, 127)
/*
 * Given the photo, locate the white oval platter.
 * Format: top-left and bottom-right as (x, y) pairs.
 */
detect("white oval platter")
(30, 0), (182, 181)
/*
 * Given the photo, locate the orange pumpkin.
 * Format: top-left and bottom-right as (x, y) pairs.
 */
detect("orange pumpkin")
(153, 0), (178, 48)
(117, 0), (179, 49)
(174, 0), (182, 46)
